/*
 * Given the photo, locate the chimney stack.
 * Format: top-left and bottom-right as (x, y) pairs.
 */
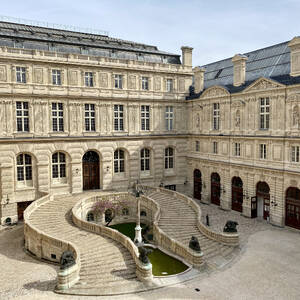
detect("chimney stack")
(193, 67), (205, 93)
(232, 54), (248, 87)
(288, 37), (300, 77)
(181, 46), (193, 68)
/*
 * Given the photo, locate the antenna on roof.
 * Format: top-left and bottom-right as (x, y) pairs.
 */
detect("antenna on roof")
(0, 15), (109, 36)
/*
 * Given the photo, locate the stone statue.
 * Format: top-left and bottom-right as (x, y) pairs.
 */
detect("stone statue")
(138, 246), (152, 264)
(223, 220), (239, 233)
(60, 251), (75, 270)
(235, 110), (240, 127)
(292, 106), (299, 127)
(189, 236), (201, 252)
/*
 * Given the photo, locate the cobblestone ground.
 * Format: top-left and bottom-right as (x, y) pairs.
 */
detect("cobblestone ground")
(1, 204), (300, 300)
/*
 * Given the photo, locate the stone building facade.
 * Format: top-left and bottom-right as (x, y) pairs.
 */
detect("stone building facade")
(0, 21), (192, 224)
(0, 20), (299, 232)
(186, 37), (300, 230)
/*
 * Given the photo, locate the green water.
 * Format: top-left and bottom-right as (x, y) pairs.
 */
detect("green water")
(146, 247), (188, 276)
(110, 222), (145, 241)
(110, 222), (189, 276)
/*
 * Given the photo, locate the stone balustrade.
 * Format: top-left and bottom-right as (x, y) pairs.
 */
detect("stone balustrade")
(23, 193), (81, 291)
(71, 194), (153, 283)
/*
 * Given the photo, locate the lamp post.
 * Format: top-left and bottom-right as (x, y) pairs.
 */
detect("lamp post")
(133, 183), (143, 245)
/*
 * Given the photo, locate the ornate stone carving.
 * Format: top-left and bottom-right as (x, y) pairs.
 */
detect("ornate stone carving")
(99, 73), (108, 88)
(292, 105), (299, 128)
(247, 78), (282, 91)
(0, 65), (7, 82)
(194, 112), (200, 128)
(69, 70), (78, 85)
(154, 76), (161, 91)
(201, 86), (229, 98)
(128, 75), (136, 89)
(33, 68), (43, 84)
(235, 109), (241, 127)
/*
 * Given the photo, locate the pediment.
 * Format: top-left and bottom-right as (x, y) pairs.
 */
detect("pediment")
(244, 77), (285, 92)
(200, 86), (230, 99)
(232, 99), (245, 108)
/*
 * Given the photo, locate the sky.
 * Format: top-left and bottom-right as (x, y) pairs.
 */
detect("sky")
(1, 0), (299, 66)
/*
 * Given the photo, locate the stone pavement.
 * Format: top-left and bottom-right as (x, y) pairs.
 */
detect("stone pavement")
(1, 204), (300, 300)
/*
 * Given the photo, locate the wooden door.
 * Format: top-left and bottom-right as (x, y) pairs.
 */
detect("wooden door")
(263, 197), (270, 220)
(83, 162), (99, 190)
(285, 187), (300, 229)
(211, 173), (220, 206)
(232, 177), (243, 212)
(17, 201), (32, 221)
(193, 169), (202, 200)
(256, 182), (270, 220)
(82, 151), (100, 190)
(251, 196), (257, 218)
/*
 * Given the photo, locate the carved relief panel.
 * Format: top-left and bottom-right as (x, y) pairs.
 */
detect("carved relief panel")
(154, 76), (161, 91)
(0, 65), (7, 82)
(69, 70), (78, 86)
(99, 73), (108, 88)
(33, 68), (43, 84)
(128, 75), (136, 89)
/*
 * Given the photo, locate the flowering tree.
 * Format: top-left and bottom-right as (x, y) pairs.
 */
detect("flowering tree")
(91, 198), (128, 226)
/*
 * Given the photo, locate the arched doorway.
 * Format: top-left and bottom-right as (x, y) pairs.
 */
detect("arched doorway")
(194, 169), (202, 200)
(256, 181), (270, 220)
(285, 187), (300, 230)
(232, 177), (243, 212)
(82, 151), (100, 190)
(211, 172), (221, 206)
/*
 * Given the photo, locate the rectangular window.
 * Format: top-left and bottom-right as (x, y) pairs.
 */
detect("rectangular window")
(141, 105), (150, 131)
(195, 141), (200, 152)
(291, 146), (300, 162)
(260, 144), (267, 159)
(213, 103), (220, 130)
(52, 102), (64, 132)
(16, 67), (26, 83)
(52, 69), (61, 85)
(213, 141), (218, 154)
(164, 185), (176, 191)
(114, 105), (124, 131)
(142, 76), (149, 90)
(16, 101), (29, 132)
(84, 104), (95, 131)
(165, 106), (174, 131)
(84, 72), (94, 87)
(260, 97), (270, 130)
(114, 74), (123, 89)
(234, 143), (241, 156)
(166, 79), (173, 92)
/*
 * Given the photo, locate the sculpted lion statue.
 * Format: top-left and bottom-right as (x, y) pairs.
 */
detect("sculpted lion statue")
(189, 236), (201, 252)
(223, 220), (239, 233)
(60, 251), (75, 270)
(138, 246), (152, 264)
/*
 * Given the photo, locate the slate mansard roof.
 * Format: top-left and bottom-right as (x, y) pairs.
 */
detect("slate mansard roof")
(0, 21), (181, 64)
(188, 40), (300, 99)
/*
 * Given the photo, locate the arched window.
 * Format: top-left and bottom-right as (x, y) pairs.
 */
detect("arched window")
(114, 149), (125, 173)
(87, 212), (94, 222)
(52, 152), (66, 179)
(16, 154), (32, 186)
(140, 210), (147, 217)
(141, 148), (150, 171)
(165, 147), (174, 169)
(122, 207), (129, 216)
(105, 209), (114, 223)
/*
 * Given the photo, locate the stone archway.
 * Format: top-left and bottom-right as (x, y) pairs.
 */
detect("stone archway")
(232, 177), (243, 212)
(82, 151), (100, 190)
(256, 181), (270, 220)
(193, 169), (202, 200)
(285, 187), (300, 230)
(211, 172), (221, 206)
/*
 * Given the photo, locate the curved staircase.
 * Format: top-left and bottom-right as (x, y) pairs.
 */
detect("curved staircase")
(28, 192), (146, 295)
(27, 189), (236, 295)
(147, 190), (234, 262)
